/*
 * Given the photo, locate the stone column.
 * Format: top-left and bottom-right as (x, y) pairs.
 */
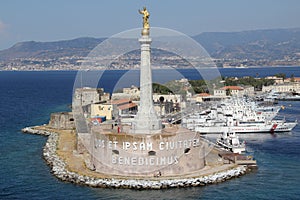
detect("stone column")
(133, 35), (162, 134)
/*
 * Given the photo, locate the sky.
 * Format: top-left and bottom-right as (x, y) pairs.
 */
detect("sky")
(0, 0), (300, 50)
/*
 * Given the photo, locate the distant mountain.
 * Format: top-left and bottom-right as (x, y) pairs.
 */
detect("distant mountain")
(0, 28), (300, 69)
(193, 28), (300, 60)
(0, 37), (104, 61)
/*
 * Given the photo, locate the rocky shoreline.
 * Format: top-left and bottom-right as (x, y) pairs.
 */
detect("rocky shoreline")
(22, 126), (249, 189)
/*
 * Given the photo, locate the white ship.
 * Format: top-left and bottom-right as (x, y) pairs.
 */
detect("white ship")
(183, 96), (297, 134)
(194, 119), (297, 134)
(216, 131), (246, 154)
(271, 119), (298, 132)
(194, 122), (272, 134)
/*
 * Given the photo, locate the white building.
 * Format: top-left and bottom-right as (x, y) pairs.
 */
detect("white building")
(262, 83), (300, 93)
(213, 85), (255, 97)
(265, 76), (284, 84)
(213, 89), (226, 97)
(112, 86), (140, 100)
(243, 86), (255, 96)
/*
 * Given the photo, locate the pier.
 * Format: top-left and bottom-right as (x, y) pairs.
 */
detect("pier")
(219, 152), (257, 168)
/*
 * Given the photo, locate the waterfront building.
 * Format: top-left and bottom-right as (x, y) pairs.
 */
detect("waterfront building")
(152, 93), (183, 116)
(243, 85), (255, 96)
(262, 82), (300, 93)
(285, 77), (300, 83)
(265, 76), (284, 84)
(112, 86), (141, 100)
(214, 85), (255, 97)
(190, 93), (211, 103)
(110, 99), (138, 117)
(123, 85), (140, 100)
(213, 89), (227, 97)
(90, 103), (113, 120)
(74, 87), (109, 107)
(220, 86), (244, 96)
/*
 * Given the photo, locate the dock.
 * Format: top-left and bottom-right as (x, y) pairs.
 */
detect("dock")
(219, 152), (257, 168)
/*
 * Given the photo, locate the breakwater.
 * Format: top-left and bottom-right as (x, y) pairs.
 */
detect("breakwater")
(22, 126), (249, 189)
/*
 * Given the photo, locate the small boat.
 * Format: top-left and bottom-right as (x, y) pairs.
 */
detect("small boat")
(216, 131), (246, 154)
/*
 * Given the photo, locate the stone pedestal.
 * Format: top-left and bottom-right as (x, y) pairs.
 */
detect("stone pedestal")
(133, 35), (162, 134)
(90, 126), (206, 177)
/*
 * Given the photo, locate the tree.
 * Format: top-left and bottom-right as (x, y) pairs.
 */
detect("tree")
(226, 89), (231, 96)
(275, 73), (286, 81)
(188, 80), (207, 93)
(152, 83), (172, 94)
(291, 74), (295, 82)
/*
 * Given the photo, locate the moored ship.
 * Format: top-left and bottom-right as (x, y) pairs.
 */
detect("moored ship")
(183, 96), (298, 134)
(216, 131), (246, 154)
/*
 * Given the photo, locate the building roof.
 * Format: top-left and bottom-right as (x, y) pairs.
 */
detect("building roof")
(111, 99), (131, 105)
(220, 86), (244, 90)
(286, 77), (300, 82)
(117, 103), (137, 110)
(198, 93), (211, 97)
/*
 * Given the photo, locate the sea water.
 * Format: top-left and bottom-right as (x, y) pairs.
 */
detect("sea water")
(0, 67), (299, 199)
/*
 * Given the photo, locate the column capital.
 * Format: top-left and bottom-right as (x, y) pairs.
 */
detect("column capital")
(139, 36), (152, 44)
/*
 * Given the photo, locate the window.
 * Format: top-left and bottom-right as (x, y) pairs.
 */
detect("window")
(112, 150), (119, 155)
(148, 151), (156, 156)
(184, 148), (191, 154)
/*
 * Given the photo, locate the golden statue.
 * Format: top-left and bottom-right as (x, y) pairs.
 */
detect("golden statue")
(139, 7), (150, 32)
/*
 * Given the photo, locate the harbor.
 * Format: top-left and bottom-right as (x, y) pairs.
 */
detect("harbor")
(1, 0), (300, 199)
(17, 12), (299, 188)
(18, 9), (293, 188)
(20, 81), (300, 188)
(1, 68), (299, 198)
(21, 86), (300, 188)
(18, 55), (299, 189)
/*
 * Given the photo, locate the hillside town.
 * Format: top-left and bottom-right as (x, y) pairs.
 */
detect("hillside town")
(1, 55), (300, 71)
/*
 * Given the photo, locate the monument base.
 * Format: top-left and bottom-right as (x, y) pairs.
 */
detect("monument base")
(90, 125), (207, 177)
(132, 115), (162, 134)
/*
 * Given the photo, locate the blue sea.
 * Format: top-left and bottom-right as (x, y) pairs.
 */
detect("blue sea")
(0, 66), (300, 200)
